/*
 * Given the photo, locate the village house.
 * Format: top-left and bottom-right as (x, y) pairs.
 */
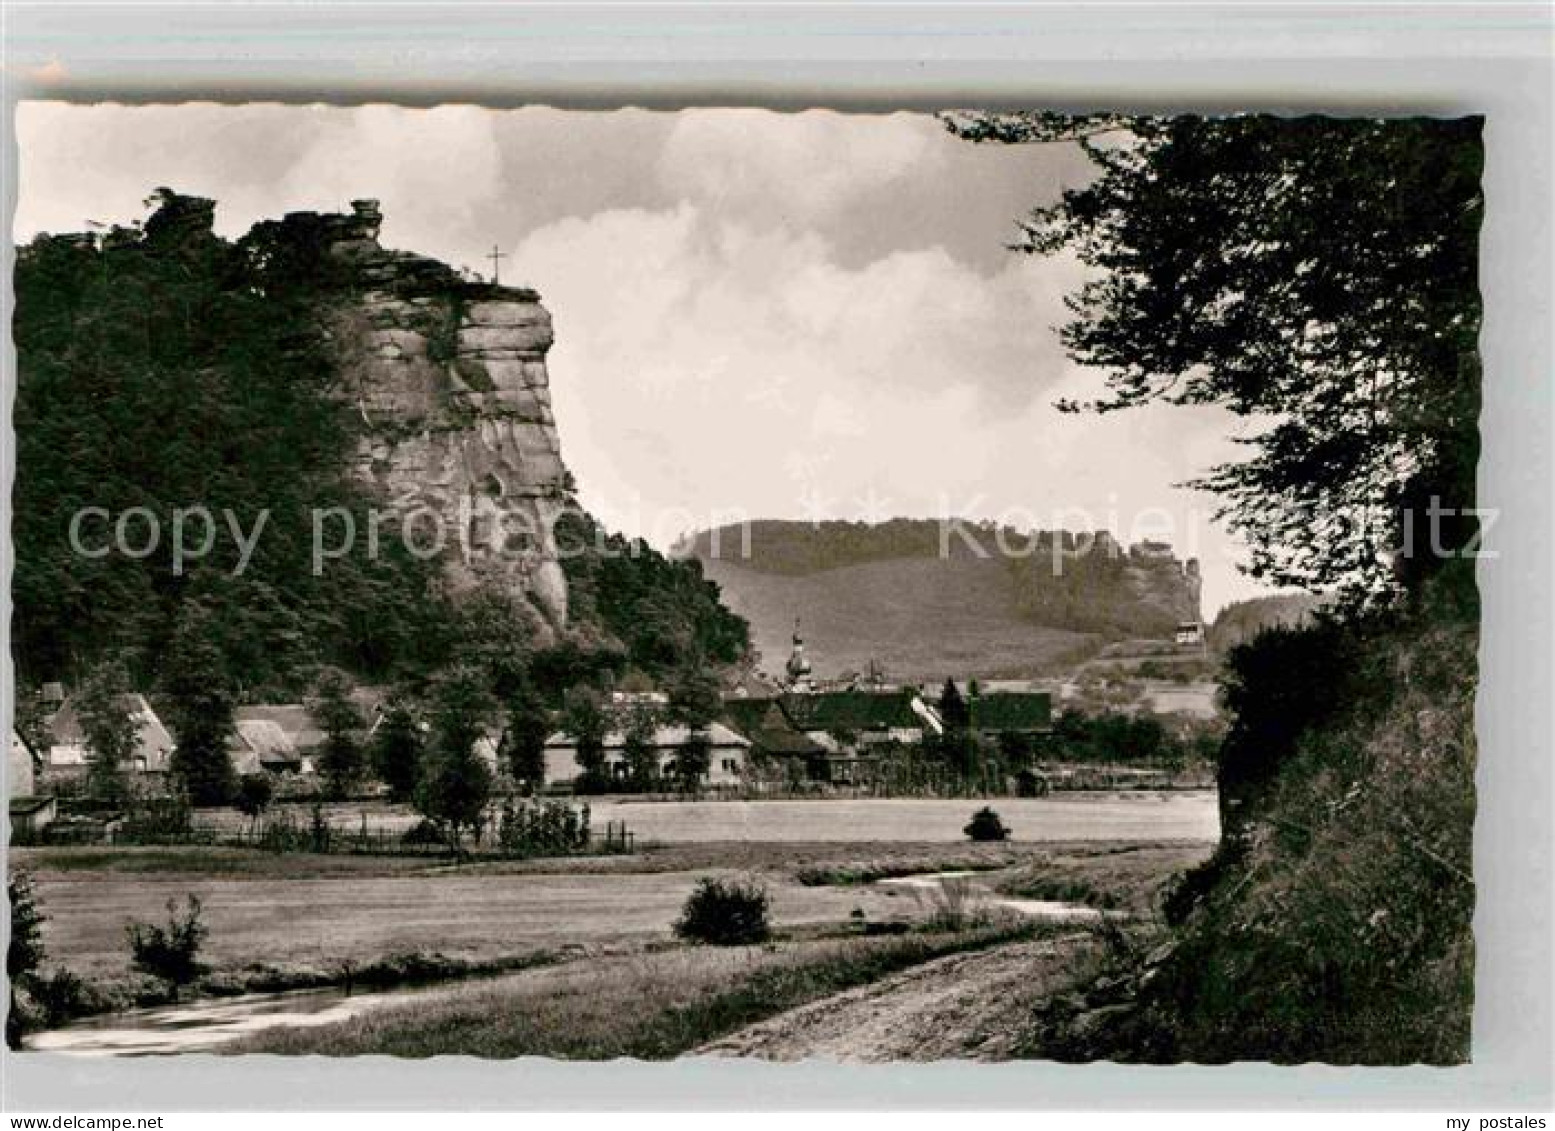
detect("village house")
(9, 729), (40, 798)
(542, 722), (752, 791)
(225, 718), (302, 776)
(779, 687), (944, 750)
(967, 691), (1054, 746)
(719, 697), (828, 788)
(233, 687), (384, 775)
(44, 693), (175, 778)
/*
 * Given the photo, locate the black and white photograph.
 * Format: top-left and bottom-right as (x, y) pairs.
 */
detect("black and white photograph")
(3, 98), (1490, 1070)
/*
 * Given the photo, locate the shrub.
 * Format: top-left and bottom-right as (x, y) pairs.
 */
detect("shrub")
(126, 895), (208, 988)
(964, 806), (1010, 842)
(917, 876), (992, 933)
(674, 877), (771, 946)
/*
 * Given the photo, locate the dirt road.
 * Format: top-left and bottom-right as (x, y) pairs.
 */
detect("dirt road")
(699, 933), (1096, 1062)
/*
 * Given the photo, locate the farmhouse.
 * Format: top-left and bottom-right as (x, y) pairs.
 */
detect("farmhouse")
(969, 691), (1053, 743)
(9, 730), (39, 798)
(234, 688), (383, 773)
(779, 688), (943, 749)
(225, 718), (302, 775)
(719, 697), (827, 787)
(45, 693), (175, 775)
(542, 722), (752, 790)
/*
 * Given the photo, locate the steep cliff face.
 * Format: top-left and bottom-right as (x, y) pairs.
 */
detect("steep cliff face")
(307, 201), (573, 629)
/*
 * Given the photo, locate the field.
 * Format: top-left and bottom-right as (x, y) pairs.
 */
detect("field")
(19, 796), (1214, 1057)
(186, 791), (1219, 845)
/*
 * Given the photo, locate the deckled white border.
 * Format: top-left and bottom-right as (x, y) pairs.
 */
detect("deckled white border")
(3, 2), (1550, 1112)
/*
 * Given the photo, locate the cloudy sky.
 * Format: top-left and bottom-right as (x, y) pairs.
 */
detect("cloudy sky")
(17, 103), (1277, 614)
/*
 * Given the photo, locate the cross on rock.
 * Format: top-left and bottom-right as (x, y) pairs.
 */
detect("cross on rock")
(486, 244), (507, 285)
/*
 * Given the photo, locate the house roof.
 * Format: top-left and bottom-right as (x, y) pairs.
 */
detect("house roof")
(970, 692), (1053, 732)
(9, 796), (55, 816)
(226, 719), (300, 774)
(544, 721), (750, 753)
(234, 688), (385, 751)
(49, 694), (175, 770)
(720, 699), (825, 757)
(234, 705), (325, 750)
(779, 690), (932, 735)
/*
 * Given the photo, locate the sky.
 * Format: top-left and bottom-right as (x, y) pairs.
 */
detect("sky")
(16, 103), (1280, 615)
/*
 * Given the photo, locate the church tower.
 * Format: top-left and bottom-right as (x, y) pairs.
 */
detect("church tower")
(784, 618), (816, 693)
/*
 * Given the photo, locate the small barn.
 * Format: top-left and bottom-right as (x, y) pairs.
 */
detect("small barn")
(9, 795), (58, 838)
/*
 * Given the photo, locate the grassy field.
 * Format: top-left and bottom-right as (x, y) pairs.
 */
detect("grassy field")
(14, 839), (1067, 983)
(596, 793), (1218, 843)
(185, 793), (1219, 845)
(232, 922), (1051, 1059)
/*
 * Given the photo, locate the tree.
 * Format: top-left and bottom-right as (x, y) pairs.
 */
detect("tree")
(666, 664), (722, 728)
(501, 680), (550, 795)
(126, 895), (208, 992)
(234, 773), (274, 834)
(945, 113), (1482, 608)
(7, 870), (47, 1049)
(162, 602), (237, 806)
(370, 699), (424, 802)
(309, 666), (365, 800)
(621, 703), (661, 792)
(74, 657), (139, 803)
(561, 685), (609, 793)
(414, 666), (496, 856)
(674, 729), (712, 795)
(938, 679), (970, 730)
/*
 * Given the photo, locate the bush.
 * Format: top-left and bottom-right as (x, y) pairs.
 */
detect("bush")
(964, 806), (1010, 842)
(126, 895), (208, 987)
(673, 877), (771, 946)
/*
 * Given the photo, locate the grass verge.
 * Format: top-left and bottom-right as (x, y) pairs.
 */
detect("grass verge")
(232, 923), (1046, 1059)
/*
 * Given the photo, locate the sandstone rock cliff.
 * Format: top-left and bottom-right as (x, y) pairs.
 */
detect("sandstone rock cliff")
(300, 200), (573, 629)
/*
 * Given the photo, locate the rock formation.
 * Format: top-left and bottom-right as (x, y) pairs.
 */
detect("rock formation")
(289, 200), (574, 628)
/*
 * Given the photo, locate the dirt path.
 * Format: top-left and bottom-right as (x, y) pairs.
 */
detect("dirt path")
(698, 932), (1096, 1062)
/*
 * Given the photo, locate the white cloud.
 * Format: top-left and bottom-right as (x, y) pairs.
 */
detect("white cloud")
(657, 110), (942, 223)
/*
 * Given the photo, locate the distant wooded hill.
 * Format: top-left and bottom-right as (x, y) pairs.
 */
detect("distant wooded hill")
(683, 520), (1201, 682)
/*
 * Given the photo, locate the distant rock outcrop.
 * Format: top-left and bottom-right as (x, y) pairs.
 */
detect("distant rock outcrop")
(684, 519), (1203, 681)
(271, 201), (573, 629)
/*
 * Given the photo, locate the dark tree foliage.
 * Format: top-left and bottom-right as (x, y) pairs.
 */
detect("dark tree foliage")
(6, 870), (48, 1049)
(558, 510), (750, 680)
(674, 730), (713, 794)
(11, 190), (449, 692)
(937, 679), (970, 730)
(309, 666), (366, 800)
(126, 895), (208, 988)
(162, 602), (238, 807)
(621, 704), (661, 792)
(414, 666), (496, 855)
(234, 773), (274, 827)
(945, 114), (1483, 608)
(74, 657), (138, 802)
(370, 700), (425, 802)
(561, 685), (609, 794)
(674, 877), (771, 946)
(501, 680), (551, 794)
